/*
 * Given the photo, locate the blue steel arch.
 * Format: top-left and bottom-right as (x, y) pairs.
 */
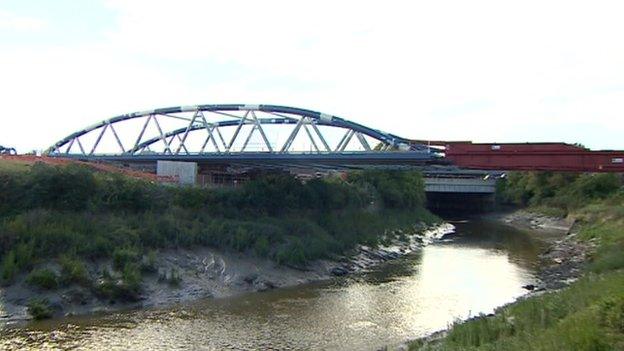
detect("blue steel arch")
(45, 104), (419, 156)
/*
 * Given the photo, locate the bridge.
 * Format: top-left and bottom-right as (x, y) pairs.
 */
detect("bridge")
(43, 103), (623, 194)
(45, 104), (442, 171)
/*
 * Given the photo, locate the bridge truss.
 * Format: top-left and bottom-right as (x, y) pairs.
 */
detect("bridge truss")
(45, 104), (439, 169)
(46, 104), (429, 156)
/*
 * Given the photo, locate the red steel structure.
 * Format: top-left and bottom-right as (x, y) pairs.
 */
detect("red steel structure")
(418, 141), (624, 173)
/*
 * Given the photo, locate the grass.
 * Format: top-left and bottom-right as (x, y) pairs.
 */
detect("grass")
(411, 271), (624, 350)
(0, 159), (30, 173)
(409, 172), (624, 350)
(25, 268), (59, 290)
(26, 298), (53, 320)
(0, 162), (438, 304)
(59, 256), (90, 286)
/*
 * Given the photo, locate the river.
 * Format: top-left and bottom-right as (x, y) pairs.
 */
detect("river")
(0, 219), (546, 350)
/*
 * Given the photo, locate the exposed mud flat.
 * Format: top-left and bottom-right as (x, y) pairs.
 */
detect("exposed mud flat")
(0, 223), (454, 325)
(495, 210), (592, 291)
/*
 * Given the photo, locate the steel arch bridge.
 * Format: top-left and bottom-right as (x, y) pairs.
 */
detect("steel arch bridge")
(45, 104), (441, 169)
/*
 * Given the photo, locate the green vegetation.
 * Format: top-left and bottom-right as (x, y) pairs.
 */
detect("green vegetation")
(412, 272), (624, 350)
(26, 298), (53, 320)
(497, 172), (622, 216)
(59, 256), (90, 286)
(25, 268), (59, 290)
(0, 161), (437, 297)
(411, 172), (624, 350)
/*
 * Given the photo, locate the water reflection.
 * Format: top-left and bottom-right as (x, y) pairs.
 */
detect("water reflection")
(1, 219), (543, 351)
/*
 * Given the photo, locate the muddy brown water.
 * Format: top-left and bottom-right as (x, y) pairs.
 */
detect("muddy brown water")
(0, 219), (547, 350)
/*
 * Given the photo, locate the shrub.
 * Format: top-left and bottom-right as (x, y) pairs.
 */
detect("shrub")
(167, 268), (181, 287)
(93, 263), (142, 302)
(140, 250), (158, 273)
(591, 242), (624, 273)
(112, 248), (139, 271)
(59, 256), (90, 286)
(599, 297), (624, 333)
(497, 171), (623, 211)
(253, 236), (270, 257)
(1, 250), (18, 284)
(25, 268), (59, 290)
(27, 298), (53, 320)
(122, 262), (142, 292)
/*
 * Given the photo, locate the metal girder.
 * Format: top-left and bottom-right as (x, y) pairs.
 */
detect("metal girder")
(45, 104), (432, 157)
(227, 110), (250, 152)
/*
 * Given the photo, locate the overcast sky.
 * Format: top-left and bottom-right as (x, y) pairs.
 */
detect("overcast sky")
(1, 0), (623, 152)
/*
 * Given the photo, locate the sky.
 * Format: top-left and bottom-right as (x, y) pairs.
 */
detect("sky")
(1, 0), (623, 152)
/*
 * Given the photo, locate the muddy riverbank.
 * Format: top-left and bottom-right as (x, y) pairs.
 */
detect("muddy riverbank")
(0, 223), (454, 324)
(493, 210), (592, 291)
(398, 210), (593, 350)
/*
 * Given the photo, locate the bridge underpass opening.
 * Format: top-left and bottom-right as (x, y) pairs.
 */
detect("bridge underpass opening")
(426, 192), (496, 214)
(424, 174), (498, 214)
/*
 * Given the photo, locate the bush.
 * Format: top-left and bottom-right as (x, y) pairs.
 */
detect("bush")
(140, 250), (158, 273)
(25, 268), (59, 290)
(599, 297), (624, 333)
(93, 263), (142, 302)
(498, 172), (623, 212)
(112, 248), (139, 271)
(59, 256), (90, 286)
(27, 298), (53, 320)
(0, 165), (435, 275)
(1, 250), (18, 284)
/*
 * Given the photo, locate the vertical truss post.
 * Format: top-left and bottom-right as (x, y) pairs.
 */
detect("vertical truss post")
(197, 112), (221, 153)
(90, 123), (109, 155)
(250, 111), (273, 152)
(227, 110), (250, 152)
(76, 138), (86, 155)
(108, 122), (126, 153)
(175, 134), (190, 154)
(240, 125), (257, 152)
(214, 126), (228, 151)
(311, 122), (331, 152)
(334, 129), (353, 152)
(303, 125), (320, 153)
(199, 125), (217, 153)
(175, 110), (199, 155)
(355, 132), (371, 151)
(339, 129), (356, 152)
(152, 115), (173, 154)
(65, 138), (76, 154)
(280, 116), (306, 153)
(132, 115), (153, 153)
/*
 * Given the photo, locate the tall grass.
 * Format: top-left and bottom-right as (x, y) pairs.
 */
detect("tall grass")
(412, 272), (624, 350)
(0, 162), (438, 284)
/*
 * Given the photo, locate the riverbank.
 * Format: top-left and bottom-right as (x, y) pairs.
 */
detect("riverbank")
(405, 171), (624, 350)
(493, 210), (590, 291)
(0, 222), (453, 324)
(0, 160), (443, 323)
(386, 210), (581, 350)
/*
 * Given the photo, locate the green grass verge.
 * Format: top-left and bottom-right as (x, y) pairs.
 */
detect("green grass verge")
(0, 159), (30, 173)
(411, 271), (624, 350)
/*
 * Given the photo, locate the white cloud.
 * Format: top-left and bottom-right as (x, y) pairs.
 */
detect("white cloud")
(1, 0), (624, 152)
(0, 10), (45, 31)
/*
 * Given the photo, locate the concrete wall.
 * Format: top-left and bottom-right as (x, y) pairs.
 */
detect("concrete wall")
(157, 161), (197, 185)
